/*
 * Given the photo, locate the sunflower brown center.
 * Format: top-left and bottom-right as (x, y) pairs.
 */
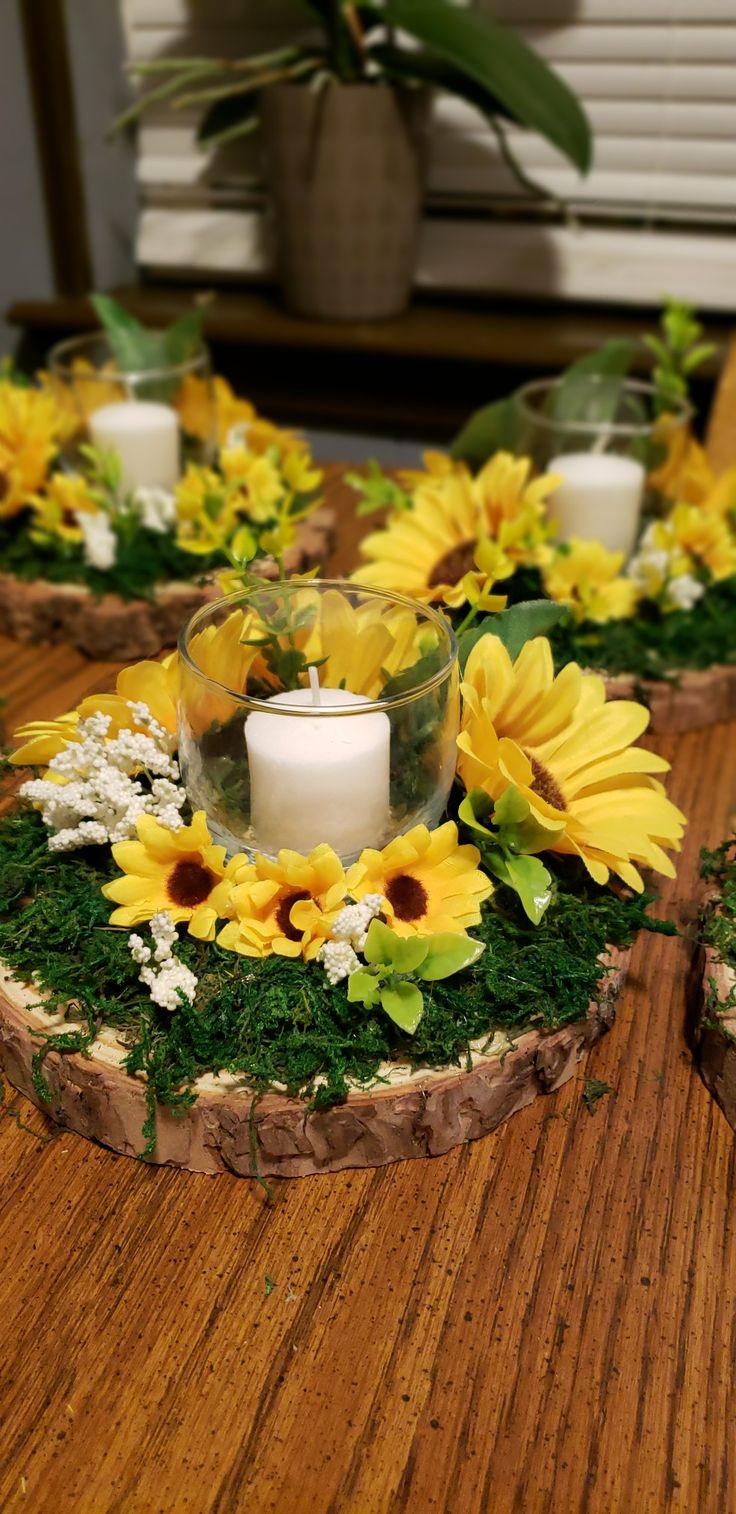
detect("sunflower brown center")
(385, 873), (428, 923)
(167, 859), (217, 908)
(0, 472), (8, 502)
(275, 890), (311, 942)
(528, 755), (566, 812)
(428, 539), (476, 589)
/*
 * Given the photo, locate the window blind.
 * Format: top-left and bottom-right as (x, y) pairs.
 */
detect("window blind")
(122, 0), (736, 308)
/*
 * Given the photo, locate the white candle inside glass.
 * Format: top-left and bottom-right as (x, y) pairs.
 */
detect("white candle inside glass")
(90, 400), (180, 495)
(548, 452), (645, 558)
(245, 669), (391, 859)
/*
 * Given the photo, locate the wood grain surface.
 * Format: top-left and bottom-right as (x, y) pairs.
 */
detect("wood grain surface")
(1, 474), (736, 1514)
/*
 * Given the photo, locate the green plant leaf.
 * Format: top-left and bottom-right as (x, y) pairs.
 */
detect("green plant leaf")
(380, 980), (424, 1034)
(546, 339), (637, 427)
(362, 918), (428, 973)
(385, 0), (592, 174)
(458, 600), (569, 673)
(90, 294), (165, 373)
(496, 852), (553, 925)
(347, 967), (382, 1007)
(492, 786), (529, 829)
(450, 395), (524, 469)
(417, 933), (485, 981)
(458, 790), (494, 840)
(161, 307), (205, 367)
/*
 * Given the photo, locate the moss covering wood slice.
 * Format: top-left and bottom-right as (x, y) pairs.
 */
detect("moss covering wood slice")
(0, 507), (335, 658)
(0, 948), (629, 1177)
(693, 839), (736, 1132)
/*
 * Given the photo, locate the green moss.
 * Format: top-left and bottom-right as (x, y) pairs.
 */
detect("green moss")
(0, 515), (221, 602)
(701, 837), (736, 973)
(504, 568), (736, 681)
(0, 808), (674, 1149)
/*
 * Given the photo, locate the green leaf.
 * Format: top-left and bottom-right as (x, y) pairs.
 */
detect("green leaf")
(385, 0), (592, 174)
(546, 339), (637, 428)
(380, 981), (425, 1034)
(492, 786), (529, 829)
(450, 395), (524, 469)
(90, 294), (165, 373)
(362, 918), (428, 973)
(347, 967), (382, 1007)
(458, 790), (494, 840)
(458, 600), (569, 673)
(417, 933), (485, 981)
(497, 852), (553, 925)
(161, 307), (205, 368)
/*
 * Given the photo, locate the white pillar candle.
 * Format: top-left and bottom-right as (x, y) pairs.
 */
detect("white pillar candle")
(90, 400), (180, 495)
(548, 452), (645, 558)
(245, 673), (391, 859)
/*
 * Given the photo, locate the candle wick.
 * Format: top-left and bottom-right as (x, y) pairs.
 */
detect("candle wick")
(308, 666), (321, 706)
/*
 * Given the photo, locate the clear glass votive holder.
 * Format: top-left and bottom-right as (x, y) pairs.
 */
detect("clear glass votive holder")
(515, 375), (693, 557)
(177, 580), (460, 863)
(47, 332), (215, 492)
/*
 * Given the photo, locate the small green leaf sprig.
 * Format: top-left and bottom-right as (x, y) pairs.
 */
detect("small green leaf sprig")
(458, 784), (558, 925)
(643, 300), (716, 418)
(347, 917), (485, 1034)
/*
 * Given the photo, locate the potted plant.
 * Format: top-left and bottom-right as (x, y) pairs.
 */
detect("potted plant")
(118, 0), (591, 321)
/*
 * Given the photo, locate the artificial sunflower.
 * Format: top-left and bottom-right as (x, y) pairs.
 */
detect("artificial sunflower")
(11, 653), (179, 768)
(217, 844), (347, 959)
(346, 822), (492, 937)
(297, 587), (424, 700)
(29, 471), (101, 546)
(182, 608), (268, 730)
(103, 810), (245, 940)
(174, 464), (238, 555)
(542, 539), (639, 624)
(397, 449), (465, 490)
(648, 423), (714, 505)
(457, 635), (685, 891)
(176, 374), (254, 447)
(38, 359), (124, 441)
(0, 380), (65, 517)
(355, 452), (556, 605)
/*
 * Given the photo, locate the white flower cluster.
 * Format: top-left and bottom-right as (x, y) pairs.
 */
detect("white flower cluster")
(224, 421), (251, 449)
(20, 704), (186, 852)
(132, 487), (177, 535)
(75, 510), (118, 570)
(129, 911), (198, 1013)
(319, 894), (384, 986)
(627, 523), (705, 613)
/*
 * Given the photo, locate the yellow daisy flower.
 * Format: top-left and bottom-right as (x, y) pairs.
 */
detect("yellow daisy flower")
(345, 821), (492, 938)
(543, 539), (639, 624)
(103, 811), (246, 940)
(11, 653), (179, 767)
(667, 503), (736, 581)
(217, 844), (347, 959)
(457, 635), (685, 892)
(354, 452), (556, 605)
(220, 447), (285, 523)
(0, 380), (65, 517)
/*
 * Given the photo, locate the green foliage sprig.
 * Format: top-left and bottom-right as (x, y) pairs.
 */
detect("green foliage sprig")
(459, 786), (556, 925)
(347, 917), (484, 1032)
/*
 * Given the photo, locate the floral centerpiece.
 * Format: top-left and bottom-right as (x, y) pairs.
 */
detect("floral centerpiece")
(694, 835), (736, 1133)
(349, 428), (736, 733)
(0, 301), (329, 659)
(0, 586), (684, 1179)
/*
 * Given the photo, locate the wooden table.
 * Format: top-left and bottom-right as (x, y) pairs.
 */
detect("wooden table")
(1, 474), (735, 1514)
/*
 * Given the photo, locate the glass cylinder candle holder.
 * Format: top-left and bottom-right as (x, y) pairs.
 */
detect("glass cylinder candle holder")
(515, 375), (692, 557)
(47, 332), (215, 493)
(177, 580), (460, 863)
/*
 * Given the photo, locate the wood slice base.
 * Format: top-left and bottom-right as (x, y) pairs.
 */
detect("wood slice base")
(0, 507), (335, 660)
(0, 948), (628, 1179)
(693, 943), (736, 1132)
(604, 664), (736, 735)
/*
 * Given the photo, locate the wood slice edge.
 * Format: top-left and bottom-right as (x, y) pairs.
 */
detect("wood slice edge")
(603, 663), (736, 735)
(694, 940), (736, 1133)
(0, 507), (335, 660)
(0, 947), (629, 1180)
